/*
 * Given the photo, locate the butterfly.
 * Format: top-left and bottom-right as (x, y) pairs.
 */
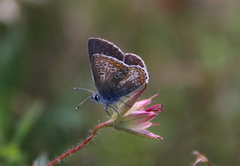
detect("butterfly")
(75, 37), (149, 115)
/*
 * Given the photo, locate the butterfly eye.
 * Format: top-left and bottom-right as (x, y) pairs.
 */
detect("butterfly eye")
(91, 93), (100, 102)
(95, 64), (99, 68)
(95, 95), (100, 101)
(115, 74), (120, 78)
(120, 75), (124, 78)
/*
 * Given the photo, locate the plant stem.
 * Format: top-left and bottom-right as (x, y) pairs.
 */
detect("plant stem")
(44, 120), (112, 166)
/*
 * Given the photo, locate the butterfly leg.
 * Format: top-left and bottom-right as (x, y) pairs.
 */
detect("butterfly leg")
(103, 105), (111, 117)
(105, 105), (120, 117)
(119, 99), (132, 108)
(111, 104), (118, 110)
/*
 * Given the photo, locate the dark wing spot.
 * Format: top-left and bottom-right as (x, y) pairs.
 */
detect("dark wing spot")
(130, 87), (136, 91)
(110, 83), (115, 87)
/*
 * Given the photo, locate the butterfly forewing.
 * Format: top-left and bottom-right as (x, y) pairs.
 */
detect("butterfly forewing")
(88, 37), (125, 61)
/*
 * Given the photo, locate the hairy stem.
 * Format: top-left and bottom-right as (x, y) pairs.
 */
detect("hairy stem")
(43, 120), (112, 166)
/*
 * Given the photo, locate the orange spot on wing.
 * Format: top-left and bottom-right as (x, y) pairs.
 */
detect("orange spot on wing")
(109, 60), (115, 64)
(139, 76), (145, 80)
(139, 80), (145, 84)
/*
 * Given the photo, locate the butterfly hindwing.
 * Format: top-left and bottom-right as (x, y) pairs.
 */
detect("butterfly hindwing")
(91, 54), (148, 100)
(124, 53), (147, 69)
(112, 66), (148, 97)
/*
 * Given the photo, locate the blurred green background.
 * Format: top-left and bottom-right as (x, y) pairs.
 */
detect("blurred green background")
(0, 0), (240, 165)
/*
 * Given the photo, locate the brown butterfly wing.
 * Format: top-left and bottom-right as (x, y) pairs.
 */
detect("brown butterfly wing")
(90, 54), (127, 97)
(91, 54), (148, 100)
(124, 53), (147, 69)
(88, 37), (124, 61)
(112, 65), (149, 97)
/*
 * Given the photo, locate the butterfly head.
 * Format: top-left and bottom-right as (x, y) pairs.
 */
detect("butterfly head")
(91, 92), (118, 106)
(91, 93), (101, 103)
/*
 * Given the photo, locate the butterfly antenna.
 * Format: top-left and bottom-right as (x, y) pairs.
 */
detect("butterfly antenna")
(75, 95), (92, 109)
(74, 87), (95, 94)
